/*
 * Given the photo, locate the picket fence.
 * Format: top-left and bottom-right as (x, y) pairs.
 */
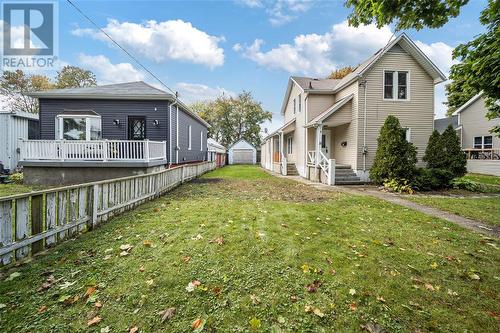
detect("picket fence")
(0, 161), (216, 266)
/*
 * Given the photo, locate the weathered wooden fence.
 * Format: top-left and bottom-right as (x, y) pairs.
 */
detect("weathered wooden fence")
(0, 161), (215, 266)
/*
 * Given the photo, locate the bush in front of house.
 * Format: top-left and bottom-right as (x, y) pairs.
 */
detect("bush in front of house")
(413, 168), (455, 191)
(441, 125), (467, 178)
(370, 115), (418, 184)
(451, 177), (485, 192)
(10, 172), (24, 184)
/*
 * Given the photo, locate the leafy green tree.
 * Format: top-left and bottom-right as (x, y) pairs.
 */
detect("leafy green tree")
(55, 66), (97, 89)
(370, 115), (418, 184)
(423, 130), (445, 169)
(0, 70), (53, 114)
(448, 0), (499, 135)
(327, 66), (355, 79)
(441, 125), (467, 177)
(344, 0), (468, 30)
(193, 91), (271, 147)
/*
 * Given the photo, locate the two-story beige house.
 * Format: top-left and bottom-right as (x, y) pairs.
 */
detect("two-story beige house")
(261, 33), (446, 184)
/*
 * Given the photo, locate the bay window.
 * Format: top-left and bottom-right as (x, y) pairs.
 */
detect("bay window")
(384, 70), (409, 100)
(56, 113), (102, 140)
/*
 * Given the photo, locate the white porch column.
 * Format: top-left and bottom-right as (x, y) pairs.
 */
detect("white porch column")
(328, 159), (336, 186)
(314, 124), (323, 165)
(279, 131), (285, 175)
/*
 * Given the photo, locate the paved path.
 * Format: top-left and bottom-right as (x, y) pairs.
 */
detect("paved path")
(270, 171), (500, 238)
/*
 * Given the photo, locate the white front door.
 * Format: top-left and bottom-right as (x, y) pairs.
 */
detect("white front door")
(321, 130), (331, 158)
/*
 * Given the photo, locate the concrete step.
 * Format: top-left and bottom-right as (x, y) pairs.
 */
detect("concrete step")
(335, 180), (369, 185)
(335, 164), (352, 170)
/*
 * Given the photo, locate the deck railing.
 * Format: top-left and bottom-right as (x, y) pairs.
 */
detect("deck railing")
(0, 161), (216, 267)
(19, 139), (167, 162)
(307, 151), (317, 165)
(463, 148), (500, 160)
(307, 150), (335, 185)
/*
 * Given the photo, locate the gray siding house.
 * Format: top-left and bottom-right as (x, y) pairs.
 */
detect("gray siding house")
(20, 81), (209, 185)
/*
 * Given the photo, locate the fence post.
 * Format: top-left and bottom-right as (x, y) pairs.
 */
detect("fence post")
(144, 139), (150, 162)
(92, 184), (99, 228)
(181, 165), (185, 183)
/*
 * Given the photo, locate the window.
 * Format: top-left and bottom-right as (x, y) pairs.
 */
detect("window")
(298, 94), (301, 113)
(384, 70), (408, 100)
(286, 137), (293, 154)
(56, 115), (102, 140)
(293, 98), (296, 114)
(402, 127), (411, 142)
(188, 125), (192, 150)
(474, 136), (493, 149)
(321, 134), (326, 149)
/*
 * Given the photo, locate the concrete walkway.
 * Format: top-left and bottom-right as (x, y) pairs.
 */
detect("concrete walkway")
(271, 171), (500, 238)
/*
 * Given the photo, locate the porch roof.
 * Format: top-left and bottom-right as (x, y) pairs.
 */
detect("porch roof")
(305, 94), (354, 128)
(264, 118), (296, 140)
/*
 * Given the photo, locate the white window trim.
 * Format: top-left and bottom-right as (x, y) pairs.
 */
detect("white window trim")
(56, 114), (101, 140)
(298, 94), (301, 113)
(200, 131), (203, 151)
(287, 136), (293, 154)
(188, 125), (192, 150)
(473, 135), (493, 149)
(383, 69), (410, 101)
(293, 98), (296, 114)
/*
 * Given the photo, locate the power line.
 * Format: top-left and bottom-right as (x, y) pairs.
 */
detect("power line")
(65, 0), (177, 96)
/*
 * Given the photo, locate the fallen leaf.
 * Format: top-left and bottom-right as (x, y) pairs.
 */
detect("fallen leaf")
(186, 282), (196, 292)
(84, 286), (96, 298)
(349, 302), (357, 311)
(213, 287), (221, 297)
(361, 322), (386, 333)
(313, 307), (325, 317)
(349, 288), (356, 295)
(249, 317), (261, 330)
(424, 283), (435, 291)
(87, 316), (102, 327)
(250, 294), (261, 305)
(192, 318), (202, 329)
(487, 311), (500, 320)
(5, 272), (21, 281)
(38, 305), (48, 313)
(210, 236), (224, 245)
(120, 251), (130, 257)
(139, 265), (145, 272)
(301, 264), (310, 273)
(183, 256), (191, 263)
(306, 280), (322, 293)
(0, 303), (7, 309)
(146, 279), (154, 286)
(101, 327), (110, 333)
(119, 244), (133, 251)
(191, 234), (203, 241)
(59, 281), (76, 289)
(129, 325), (139, 333)
(469, 273), (480, 280)
(95, 301), (103, 308)
(376, 296), (386, 303)
(160, 307), (176, 323)
(290, 295), (298, 302)
(143, 240), (152, 247)
(430, 262), (438, 269)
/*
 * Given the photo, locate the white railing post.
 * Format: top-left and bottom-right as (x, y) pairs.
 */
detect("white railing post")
(144, 140), (150, 162)
(282, 156), (287, 176)
(328, 159), (336, 186)
(163, 141), (167, 160)
(103, 139), (109, 161)
(60, 140), (65, 161)
(18, 138), (25, 161)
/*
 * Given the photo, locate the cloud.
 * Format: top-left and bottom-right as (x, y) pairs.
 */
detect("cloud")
(239, 0), (312, 26)
(235, 21), (393, 76)
(72, 19), (225, 69)
(175, 82), (236, 104)
(77, 54), (145, 84)
(415, 41), (456, 75)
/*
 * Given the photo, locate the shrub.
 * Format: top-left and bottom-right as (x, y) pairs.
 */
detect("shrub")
(413, 168), (455, 191)
(383, 178), (414, 194)
(10, 172), (24, 184)
(370, 116), (418, 184)
(423, 130), (446, 169)
(441, 125), (467, 178)
(451, 178), (484, 192)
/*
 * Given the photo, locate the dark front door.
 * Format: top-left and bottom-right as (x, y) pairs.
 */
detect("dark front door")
(128, 116), (146, 140)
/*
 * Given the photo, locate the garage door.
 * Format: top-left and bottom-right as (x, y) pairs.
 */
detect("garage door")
(232, 149), (254, 164)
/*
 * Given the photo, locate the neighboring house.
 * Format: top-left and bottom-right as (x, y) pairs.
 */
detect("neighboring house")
(0, 110), (39, 171)
(434, 115), (459, 134)
(207, 138), (226, 167)
(261, 33), (446, 185)
(228, 139), (256, 165)
(452, 92), (500, 176)
(20, 81), (210, 185)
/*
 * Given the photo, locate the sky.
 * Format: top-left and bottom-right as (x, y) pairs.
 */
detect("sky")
(3, 0), (489, 132)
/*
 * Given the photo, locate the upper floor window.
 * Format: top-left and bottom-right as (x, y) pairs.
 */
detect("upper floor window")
(188, 125), (192, 150)
(384, 70), (408, 100)
(200, 131), (203, 151)
(298, 94), (301, 113)
(293, 98), (296, 114)
(474, 136), (492, 149)
(286, 136), (293, 154)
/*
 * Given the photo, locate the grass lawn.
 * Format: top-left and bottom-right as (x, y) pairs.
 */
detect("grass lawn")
(463, 173), (500, 187)
(406, 195), (500, 227)
(0, 183), (38, 197)
(1, 166), (499, 332)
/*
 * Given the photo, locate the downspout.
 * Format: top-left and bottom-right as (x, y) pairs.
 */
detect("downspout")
(170, 93), (179, 167)
(359, 76), (368, 172)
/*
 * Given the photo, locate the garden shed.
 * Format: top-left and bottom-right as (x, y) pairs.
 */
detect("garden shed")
(0, 110), (39, 171)
(228, 139), (256, 165)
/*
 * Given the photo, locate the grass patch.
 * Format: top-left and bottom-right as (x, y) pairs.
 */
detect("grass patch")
(463, 173), (500, 188)
(406, 195), (500, 227)
(0, 166), (499, 332)
(0, 183), (39, 198)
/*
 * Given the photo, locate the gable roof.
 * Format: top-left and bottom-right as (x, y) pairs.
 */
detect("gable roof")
(207, 138), (226, 153)
(452, 91), (484, 115)
(434, 115), (459, 134)
(28, 81), (210, 127)
(305, 94), (354, 127)
(228, 139), (256, 150)
(280, 33), (447, 115)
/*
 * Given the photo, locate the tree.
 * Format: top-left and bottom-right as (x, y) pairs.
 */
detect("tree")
(55, 66), (97, 89)
(344, 0), (469, 30)
(193, 92), (272, 148)
(441, 125), (467, 177)
(423, 130), (445, 169)
(0, 70), (53, 114)
(327, 66), (355, 79)
(370, 115), (418, 184)
(444, 69), (478, 116)
(447, 0), (500, 135)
